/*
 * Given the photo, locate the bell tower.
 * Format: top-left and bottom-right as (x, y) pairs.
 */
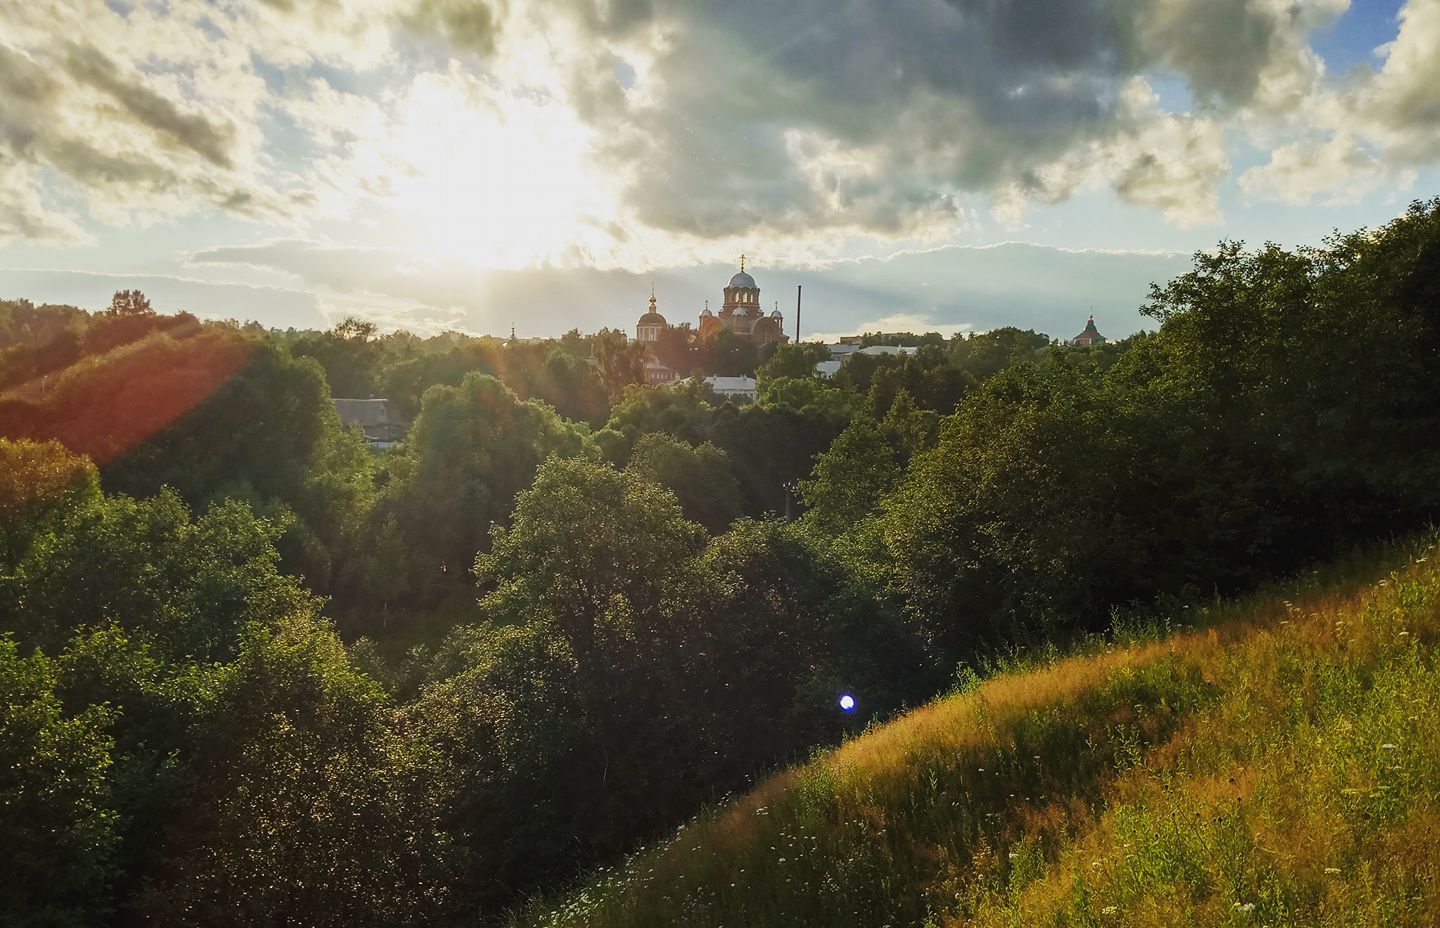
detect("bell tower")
(721, 254), (760, 317)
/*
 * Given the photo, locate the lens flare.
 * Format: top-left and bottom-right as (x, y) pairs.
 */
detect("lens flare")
(838, 692), (857, 713)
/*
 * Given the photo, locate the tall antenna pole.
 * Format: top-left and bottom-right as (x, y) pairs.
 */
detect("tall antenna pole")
(795, 285), (802, 342)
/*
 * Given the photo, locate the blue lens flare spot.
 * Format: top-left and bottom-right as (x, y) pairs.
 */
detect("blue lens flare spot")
(838, 692), (857, 713)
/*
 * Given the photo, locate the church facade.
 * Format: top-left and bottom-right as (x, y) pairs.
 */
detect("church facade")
(635, 257), (788, 351)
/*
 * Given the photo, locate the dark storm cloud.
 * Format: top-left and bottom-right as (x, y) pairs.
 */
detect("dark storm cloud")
(481, 0), (1312, 237)
(402, 0), (504, 56)
(61, 43), (237, 168)
(0, 43), (177, 205)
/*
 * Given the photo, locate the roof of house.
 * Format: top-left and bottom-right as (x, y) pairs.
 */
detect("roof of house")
(1074, 315), (1103, 339)
(333, 398), (394, 428)
(704, 375), (757, 393)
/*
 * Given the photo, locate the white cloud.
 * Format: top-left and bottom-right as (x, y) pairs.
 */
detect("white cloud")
(1239, 133), (1411, 205)
(0, 160), (93, 246)
(807, 314), (976, 342)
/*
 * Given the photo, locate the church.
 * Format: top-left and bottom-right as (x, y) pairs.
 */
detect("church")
(635, 256), (789, 352)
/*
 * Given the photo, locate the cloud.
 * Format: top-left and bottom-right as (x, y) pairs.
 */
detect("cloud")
(60, 43), (237, 168)
(0, 159), (92, 246)
(1352, 0), (1440, 162)
(1220, 0), (1439, 206)
(806, 313), (975, 343)
(479, 0), (1341, 240)
(0, 0), (1432, 256)
(1239, 133), (1407, 205)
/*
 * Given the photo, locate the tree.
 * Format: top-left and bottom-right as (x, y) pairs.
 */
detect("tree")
(757, 341), (830, 380)
(711, 397), (851, 515)
(0, 438), (100, 570)
(144, 615), (450, 928)
(684, 519), (939, 784)
(54, 623), (203, 924)
(105, 289), (154, 317)
(403, 623), (589, 916)
(332, 316), (378, 342)
(697, 328), (757, 376)
(601, 379), (718, 463)
(476, 456), (705, 658)
(533, 348), (609, 425)
(949, 327), (1050, 381)
(2, 489), (316, 663)
(0, 638), (118, 928)
(591, 327), (645, 396)
(653, 323), (697, 376)
(290, 319), (382, 397)
(626, 432), (743, 533)
(372, 373), (591, 604)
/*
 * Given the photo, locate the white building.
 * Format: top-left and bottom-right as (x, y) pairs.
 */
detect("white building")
(703, 375), (758, 402)
(814, 342), (919, 376)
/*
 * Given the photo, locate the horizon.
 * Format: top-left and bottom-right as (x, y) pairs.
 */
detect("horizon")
(2, 0), (1435, 339)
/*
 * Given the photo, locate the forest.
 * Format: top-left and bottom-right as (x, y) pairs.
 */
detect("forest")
(4, 199), (1440, 927)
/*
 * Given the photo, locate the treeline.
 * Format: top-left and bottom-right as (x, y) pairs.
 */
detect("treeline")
(4, 199), (1440, 926)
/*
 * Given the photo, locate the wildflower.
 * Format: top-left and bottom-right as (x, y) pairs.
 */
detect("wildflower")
(1102, 906), (1118, 916)
(1323, 867), (1340, 875)
(1381, 743), (1398, 750)
(1091, 860), (1102, 869)
(1233, 901), (1255, 913)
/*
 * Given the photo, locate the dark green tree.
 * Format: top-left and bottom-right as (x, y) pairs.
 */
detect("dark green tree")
(626, 432), (743, 533)
(144, 615), (450, 928)
(105, 289), (154, 317)
(0, 638), (118, 928)
(757, 341), (830, 380)
(374, 373), (591, 604)
(476, 456), (704, 658)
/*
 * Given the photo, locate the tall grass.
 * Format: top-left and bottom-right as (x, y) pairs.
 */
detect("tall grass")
(510, 535), (1440, 928)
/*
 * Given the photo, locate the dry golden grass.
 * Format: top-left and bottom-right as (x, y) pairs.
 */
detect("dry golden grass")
(511, 536), (1440, 928)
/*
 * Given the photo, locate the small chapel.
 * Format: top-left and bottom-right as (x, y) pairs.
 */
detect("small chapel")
(1071, 314), (1106, 347)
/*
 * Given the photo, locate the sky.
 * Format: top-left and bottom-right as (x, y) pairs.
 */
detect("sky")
(0, 0), (1435, 341)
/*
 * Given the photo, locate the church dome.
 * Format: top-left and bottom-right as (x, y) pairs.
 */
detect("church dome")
(700, 307), (713, 317)
(770, 308), (782, 318)
(729, 270), (756, 289)
(638, 292), (666, 326)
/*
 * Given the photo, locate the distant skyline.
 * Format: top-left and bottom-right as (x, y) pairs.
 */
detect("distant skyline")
(1, 0), (1435, 339)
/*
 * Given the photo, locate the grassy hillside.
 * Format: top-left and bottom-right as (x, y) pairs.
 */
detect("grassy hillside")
(512, 538), (1440, 928)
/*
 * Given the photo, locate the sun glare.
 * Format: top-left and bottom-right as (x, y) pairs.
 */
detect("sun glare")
(385, 73), (614, 270)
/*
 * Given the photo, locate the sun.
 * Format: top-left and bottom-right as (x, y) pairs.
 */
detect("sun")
(383, 71), (619, 270)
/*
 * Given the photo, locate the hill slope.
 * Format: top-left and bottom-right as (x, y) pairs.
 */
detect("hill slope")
(512, 540), (1440, 928)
